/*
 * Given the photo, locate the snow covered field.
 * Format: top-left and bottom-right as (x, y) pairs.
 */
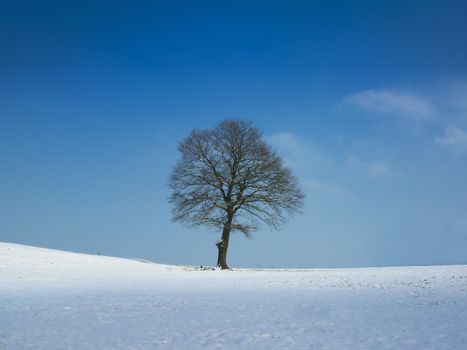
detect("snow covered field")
(1, 242), (467, 349)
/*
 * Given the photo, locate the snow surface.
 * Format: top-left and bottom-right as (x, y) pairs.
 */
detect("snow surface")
(1, 242), (467, 349)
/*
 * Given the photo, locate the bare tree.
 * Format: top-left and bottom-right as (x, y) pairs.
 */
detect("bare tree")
(168, 120), (305, 269)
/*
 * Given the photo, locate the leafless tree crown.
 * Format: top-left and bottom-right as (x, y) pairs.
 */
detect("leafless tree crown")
(169, 119), (305, 237)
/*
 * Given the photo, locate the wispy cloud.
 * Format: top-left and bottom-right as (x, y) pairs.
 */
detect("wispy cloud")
(342, 89), (436, 120)
(341, 79), (467, 155)
(268, 132), (306, 155)
(433, 79), (467, 118)
(345, 155), (394, 179)
(268, 132), (323, 171)
(302, 179), (350, 197)
(268, 132), (349, 197)
(436, 125), (467, 154)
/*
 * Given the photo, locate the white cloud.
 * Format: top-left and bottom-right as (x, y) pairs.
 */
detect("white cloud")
(342, 89), (436, 120)
(345, 155), (393, 179)
(436, 125), (467, 154)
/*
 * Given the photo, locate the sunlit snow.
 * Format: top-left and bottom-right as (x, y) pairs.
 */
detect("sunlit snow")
(1, 242), (466, 349)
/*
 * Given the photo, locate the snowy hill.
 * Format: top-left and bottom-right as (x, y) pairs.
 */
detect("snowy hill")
(0, 242), (182, 292)
(1, 242), (467, 349)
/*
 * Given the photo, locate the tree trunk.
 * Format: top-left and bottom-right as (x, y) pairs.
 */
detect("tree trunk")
(216, 215), (233, 269)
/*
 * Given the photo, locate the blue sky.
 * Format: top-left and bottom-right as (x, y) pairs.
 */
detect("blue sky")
(1, 0), (467, 267)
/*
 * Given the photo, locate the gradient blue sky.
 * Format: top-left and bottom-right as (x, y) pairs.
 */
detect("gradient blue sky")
(1, 0), (467, 267)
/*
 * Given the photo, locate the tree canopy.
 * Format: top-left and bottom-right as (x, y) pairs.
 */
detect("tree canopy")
(169, 119), (305, 268)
